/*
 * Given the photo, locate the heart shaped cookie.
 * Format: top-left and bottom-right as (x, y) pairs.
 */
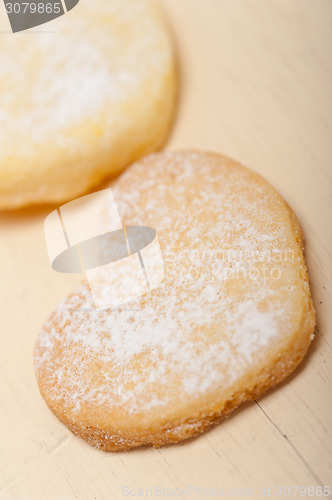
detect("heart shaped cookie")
(0, 0), (176, 208)
(34, 151), (315, 450)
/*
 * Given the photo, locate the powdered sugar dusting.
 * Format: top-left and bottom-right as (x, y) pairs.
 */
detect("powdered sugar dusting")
(35, 151), (303, 414)
(0, 0), (172, 148)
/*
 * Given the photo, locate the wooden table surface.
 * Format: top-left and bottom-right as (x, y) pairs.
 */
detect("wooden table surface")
(0, 1), (331, 498)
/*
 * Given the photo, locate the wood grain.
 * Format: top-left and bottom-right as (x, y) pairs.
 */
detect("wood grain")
(0, 0), (331, 498)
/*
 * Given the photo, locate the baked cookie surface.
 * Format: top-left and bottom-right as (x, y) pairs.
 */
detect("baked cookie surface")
(34, 151), (315, 450)
(0, 0), (176, 209)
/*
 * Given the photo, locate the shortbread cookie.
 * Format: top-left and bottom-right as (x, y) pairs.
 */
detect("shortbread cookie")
(0, 0), (176, 209)
(34, 151), (315, 451)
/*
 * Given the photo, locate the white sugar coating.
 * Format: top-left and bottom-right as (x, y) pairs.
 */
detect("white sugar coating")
(0, 0), (172, 148)
(35, 152), (304, 414)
